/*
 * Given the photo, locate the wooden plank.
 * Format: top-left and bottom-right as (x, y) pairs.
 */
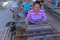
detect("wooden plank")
(2, 27), (10, 40)
(27, 24), (54, 33)
(15, 24), (54, 36)
(54, 9), (60, 14)
(27, 24), (52, 29)
(15, 22), (60, 40)
(15, 32), (60, 37)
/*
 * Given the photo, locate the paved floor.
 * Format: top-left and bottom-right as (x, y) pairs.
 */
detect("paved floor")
(46, 11), (60, 32)
(0, 1), (13, 40)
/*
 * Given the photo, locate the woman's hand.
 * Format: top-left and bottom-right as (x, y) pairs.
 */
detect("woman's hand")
(36, 20), (43, 25)
(38, 20), (43, 24)
(36, 22), (39, 25)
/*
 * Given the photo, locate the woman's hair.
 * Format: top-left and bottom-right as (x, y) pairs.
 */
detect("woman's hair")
(33, 1), (41, 7)
(41, 0), (44, 3)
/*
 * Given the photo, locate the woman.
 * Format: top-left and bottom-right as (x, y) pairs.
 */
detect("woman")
(25, 1), (47, 25)
(22, 0), (32, 11)
(22, 0), (32, 16)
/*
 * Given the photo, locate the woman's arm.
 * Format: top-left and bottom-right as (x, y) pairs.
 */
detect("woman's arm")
(25, 11), (31, 25)
(42, 11), (47, 22)
(37, 20), (43, 24)
(37, 10), (47, 24)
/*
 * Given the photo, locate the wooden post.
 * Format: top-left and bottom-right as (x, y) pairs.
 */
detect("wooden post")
(1, 27), (10, 40)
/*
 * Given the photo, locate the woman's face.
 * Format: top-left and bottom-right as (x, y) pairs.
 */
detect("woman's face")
(38, 0), (41, 1)
(33, 4), (40, 13)
(25, 0), (29, 3)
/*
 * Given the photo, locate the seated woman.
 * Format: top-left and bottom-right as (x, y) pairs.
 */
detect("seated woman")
(25, 1), (47, 25)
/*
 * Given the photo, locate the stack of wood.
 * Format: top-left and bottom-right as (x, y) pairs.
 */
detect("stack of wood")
(14, 26), (27, 40)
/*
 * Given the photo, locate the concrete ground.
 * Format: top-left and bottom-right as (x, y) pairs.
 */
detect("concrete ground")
(0, 1), (13, 40)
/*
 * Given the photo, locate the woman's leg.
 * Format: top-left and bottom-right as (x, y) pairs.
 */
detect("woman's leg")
(29, 22), (36, 25)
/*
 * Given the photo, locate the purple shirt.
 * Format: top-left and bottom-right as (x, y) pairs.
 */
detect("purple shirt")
(25, 9), (47, 23)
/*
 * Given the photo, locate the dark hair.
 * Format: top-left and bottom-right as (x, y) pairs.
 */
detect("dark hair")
(33, 1), (41, 7)
(41, 0), (44, 3)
